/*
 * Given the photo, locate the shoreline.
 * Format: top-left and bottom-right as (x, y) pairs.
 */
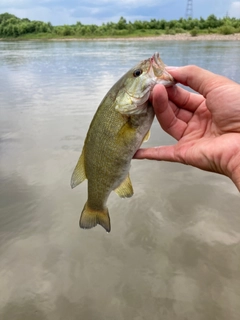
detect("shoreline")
(1, 33), (240, 42)
(50, 33), (240, 41)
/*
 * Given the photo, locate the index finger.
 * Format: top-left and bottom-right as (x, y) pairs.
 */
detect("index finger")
(166, 85), (205, 112)
(151, 84), (188, 140)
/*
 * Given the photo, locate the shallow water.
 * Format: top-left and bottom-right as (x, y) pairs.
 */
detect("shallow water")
(0, 40), (240, 320)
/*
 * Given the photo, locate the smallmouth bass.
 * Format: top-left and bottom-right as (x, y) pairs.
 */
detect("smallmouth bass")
(71, 53), (174, 232)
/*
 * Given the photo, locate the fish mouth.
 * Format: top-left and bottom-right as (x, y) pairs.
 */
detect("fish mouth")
(150, 52), (175, 86)
(127, 53), (174, 99)
(151, 52), (161, 64)
(150, 52), (164, 69)
(125, 53), (174, 103)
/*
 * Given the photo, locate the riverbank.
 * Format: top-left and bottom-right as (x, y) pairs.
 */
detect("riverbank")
(49, 33), (240, 41)
(1, 33), (240, 42)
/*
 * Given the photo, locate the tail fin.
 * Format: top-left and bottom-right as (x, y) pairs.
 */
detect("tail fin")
(79, 202), (111, 232)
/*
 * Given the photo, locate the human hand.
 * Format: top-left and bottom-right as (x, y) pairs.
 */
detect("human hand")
(134, 65), (240, 191)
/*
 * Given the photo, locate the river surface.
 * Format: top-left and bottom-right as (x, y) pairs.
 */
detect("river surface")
(0, 40), (240, 320)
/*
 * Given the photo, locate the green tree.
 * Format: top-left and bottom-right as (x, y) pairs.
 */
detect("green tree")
(133, 20), (144, 29)
(158, 19), (167, 30)
(117, 16), (127, 30)
(0, 13), (18, 24)
(1, 12), (240, 39)
(62, 25), (72, 36)
(206, 14), (221, 28)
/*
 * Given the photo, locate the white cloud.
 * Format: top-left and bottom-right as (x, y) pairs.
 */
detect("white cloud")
(0, 5), (77, 25)
(0, 0), (238, 25)
(111, 0), (166, 5)
(229, 1), (240, 18)
(1, 7), (53, 23)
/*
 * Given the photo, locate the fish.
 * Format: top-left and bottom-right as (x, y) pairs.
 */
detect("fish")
(71, 53), (174, 232)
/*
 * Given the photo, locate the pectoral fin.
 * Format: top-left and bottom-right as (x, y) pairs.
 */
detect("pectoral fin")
(143, 130), (151, 142)
(114, 174), (134, 198)
(71, 148), (86, 189)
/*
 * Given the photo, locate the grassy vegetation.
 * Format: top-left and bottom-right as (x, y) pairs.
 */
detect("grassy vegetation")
(190, 27), (199, 37)
(0, 13), (240, 40)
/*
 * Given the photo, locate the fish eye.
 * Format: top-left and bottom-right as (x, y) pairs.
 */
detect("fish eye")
(133, 69), (143, 77)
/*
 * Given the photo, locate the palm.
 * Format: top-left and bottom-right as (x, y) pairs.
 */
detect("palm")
(135, 66), (240, 189)
(176, 84), (240, 175)
(175, 101), (240, 175)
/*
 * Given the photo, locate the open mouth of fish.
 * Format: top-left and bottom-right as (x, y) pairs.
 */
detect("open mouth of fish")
(126, 52), (174, 103)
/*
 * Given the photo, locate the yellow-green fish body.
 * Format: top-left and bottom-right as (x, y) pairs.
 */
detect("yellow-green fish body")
(71, 53), (174, 232)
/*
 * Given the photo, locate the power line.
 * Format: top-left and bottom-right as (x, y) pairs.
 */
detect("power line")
(185, 0), (193, 19)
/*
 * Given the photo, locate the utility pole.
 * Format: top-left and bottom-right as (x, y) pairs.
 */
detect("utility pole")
(185, 0), (193, 19)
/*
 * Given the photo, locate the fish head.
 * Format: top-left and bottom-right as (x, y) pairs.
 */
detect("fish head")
(115, 53), (175, 115)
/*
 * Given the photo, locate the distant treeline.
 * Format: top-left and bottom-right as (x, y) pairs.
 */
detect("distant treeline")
(0, 12), (240, 38)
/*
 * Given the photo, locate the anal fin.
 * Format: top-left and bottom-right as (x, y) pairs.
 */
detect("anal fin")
(114, 174), (134, 198)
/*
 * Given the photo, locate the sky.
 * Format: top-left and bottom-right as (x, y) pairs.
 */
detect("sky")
(0, 0), (240, 26)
